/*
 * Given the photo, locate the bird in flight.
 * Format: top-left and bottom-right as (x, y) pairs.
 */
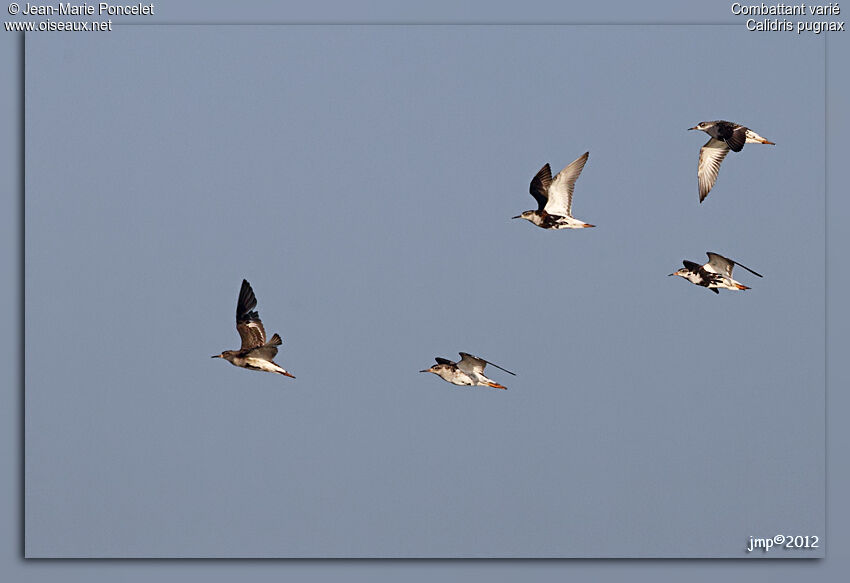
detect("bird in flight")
(513, 152), (596, 229)
(420, 352), (515, 390)
(211, 279), (295, 378)
(669, 252), (763, 294)
(689, 120), (775, 203)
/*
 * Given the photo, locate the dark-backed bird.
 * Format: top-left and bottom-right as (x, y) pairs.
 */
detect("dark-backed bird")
(211, 279), (295, 378)
(420, 352), (515, 390)
(513, 152), (595, 229)
(689, 120), (775, 203)
(669, 252), (763, 294)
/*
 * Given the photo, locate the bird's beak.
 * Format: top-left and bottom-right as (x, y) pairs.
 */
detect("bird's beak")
(420, 369), (431, 373)
(282, 371), (296, 378)
(667, 273), (676, 277)
(211, 354), (221, 358)
(487, 382), (507, 390)
(511, 215), (521, 220)
(688, 126), (698, 130)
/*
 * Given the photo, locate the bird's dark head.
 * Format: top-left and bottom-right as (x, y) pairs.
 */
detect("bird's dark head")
(512, 210), (536, 221)
(211, 350), (237, 360)
(420, 363), (450, 375)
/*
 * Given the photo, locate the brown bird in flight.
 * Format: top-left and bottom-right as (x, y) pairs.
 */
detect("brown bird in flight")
(211, 279), (295, 378)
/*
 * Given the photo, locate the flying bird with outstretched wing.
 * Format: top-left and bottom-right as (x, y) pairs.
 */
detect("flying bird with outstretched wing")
(689, 121), (774, 203)
(513, 152), (596, 229)
(420, 352), (515, 390)
(669, 252), (763, 293)
(212, 279), (295, 378)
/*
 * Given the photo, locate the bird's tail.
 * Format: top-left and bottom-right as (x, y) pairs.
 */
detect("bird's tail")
(268, 333), (283, 346)
(746, 129), (775, 145)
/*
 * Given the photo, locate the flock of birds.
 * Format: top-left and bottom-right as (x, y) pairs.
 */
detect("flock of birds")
(213, 120), (774, 389)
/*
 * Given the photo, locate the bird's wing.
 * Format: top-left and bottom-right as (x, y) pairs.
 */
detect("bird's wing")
(544, 152), (589, 217)
(716, 123), (747, 152)
(457, 352), (486, 374)
(435, 357), (455, 366)
(704, 252), (736, 278)
(247, 344), (278, 360)
(697, 139), (730, 203)
(529, 163), (552, 211)
(458, 352), (516, 376)
(706, 252), (763, 278)
(683, 260), (702, 272)
(236, 279), (266, 349)
(733, 261), (763, 278)
(237, 318), (266, 350)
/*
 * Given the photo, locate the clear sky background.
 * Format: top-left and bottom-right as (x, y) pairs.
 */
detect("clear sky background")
(3, 0), (848, 578)
(23, 24), (824, 558)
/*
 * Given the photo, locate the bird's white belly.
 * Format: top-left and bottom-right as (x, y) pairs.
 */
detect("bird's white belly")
(469, 374), (488, 386)
(439, 370), (473, 386)
(711, 277), (740, 290)
(244, 358), (283, 373)
(550, 215), (587, 229)
(530, 214), (548, 227)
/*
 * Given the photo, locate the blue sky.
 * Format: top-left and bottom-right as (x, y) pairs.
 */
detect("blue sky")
(23, 24), (824, 557)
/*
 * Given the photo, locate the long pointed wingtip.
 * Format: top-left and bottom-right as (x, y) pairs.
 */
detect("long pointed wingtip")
(486, 360), (516, 376)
